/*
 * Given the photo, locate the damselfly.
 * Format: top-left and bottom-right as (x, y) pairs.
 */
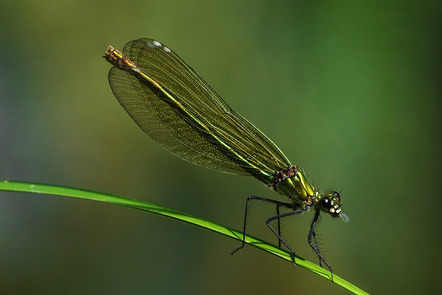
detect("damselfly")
(104, 38), (349, 279)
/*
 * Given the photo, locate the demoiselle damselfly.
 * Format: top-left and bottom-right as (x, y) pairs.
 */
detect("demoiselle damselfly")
(104, 38), (349, 279)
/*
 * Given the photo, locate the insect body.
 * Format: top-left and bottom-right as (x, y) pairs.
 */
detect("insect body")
(104, 38), (349, 280)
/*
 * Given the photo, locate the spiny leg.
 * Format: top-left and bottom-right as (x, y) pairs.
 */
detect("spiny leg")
(310, 216), (321, 265)
(265, 209), (305, 265)
(231, 195), (293, 256)
(276, 204), (283, 248)
(308, 209), (334, 281)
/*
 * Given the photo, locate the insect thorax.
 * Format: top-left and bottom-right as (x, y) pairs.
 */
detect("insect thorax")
(271, 165), (318, 209)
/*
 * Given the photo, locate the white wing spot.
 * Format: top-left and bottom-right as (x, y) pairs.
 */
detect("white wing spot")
(164, 46), (171, 53)
(153, 40), (162, 47)
(146, 42), (155, 49)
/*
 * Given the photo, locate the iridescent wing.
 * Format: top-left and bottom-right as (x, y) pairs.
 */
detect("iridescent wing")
(106, 38), (291, 183)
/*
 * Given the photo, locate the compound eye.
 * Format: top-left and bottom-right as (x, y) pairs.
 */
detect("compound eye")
(320, 196), (331, 210)
(332, 191), (341, 203)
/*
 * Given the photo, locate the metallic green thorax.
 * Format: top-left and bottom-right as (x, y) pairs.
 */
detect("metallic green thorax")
(270, 165), (344, 217)
(273, 166), (315, 204)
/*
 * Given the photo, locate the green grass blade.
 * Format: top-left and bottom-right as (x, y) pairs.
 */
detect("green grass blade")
(0, 180), (368, 294)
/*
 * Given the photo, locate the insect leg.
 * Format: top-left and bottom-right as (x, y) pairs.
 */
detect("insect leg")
(265, 209), (305, 265)
(231, 195), (292, 256)
(308, 209), (334, 281)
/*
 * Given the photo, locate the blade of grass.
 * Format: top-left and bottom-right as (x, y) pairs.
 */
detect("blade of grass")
(0, 180), (368, 294)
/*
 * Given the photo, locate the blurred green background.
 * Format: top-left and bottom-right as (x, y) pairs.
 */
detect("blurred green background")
(1, 0), (441, 294)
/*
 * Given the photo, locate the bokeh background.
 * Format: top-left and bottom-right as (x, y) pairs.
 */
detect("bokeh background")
(1, 0), (441, 294)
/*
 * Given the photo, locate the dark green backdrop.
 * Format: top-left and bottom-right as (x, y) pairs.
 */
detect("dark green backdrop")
(1, 0), (441, 294)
